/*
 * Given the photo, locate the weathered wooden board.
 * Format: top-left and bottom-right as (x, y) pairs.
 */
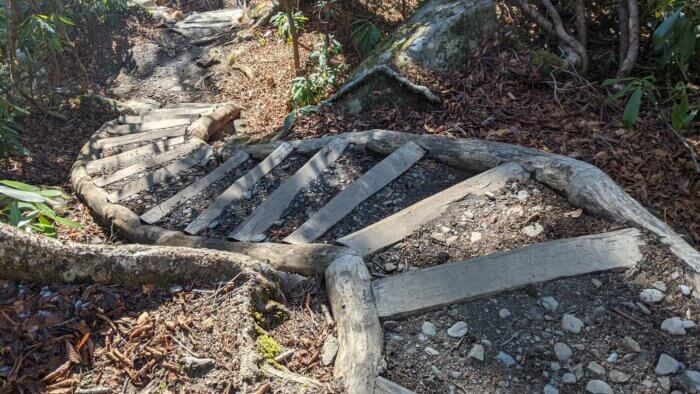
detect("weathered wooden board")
(119, 113), (201, 124)
(107, 118), (191, 134)
(140, 106), (218, 116)
(284, 141), (425, 244)
(372, 228), (645, 319)
(96, 126), (187, 150)
(94, 142), (204, 187)
(229, 139), (349, 242)
(107, 146), (211, 203)
(337, 162), (528, 255)
(85, 137), (185, 175)
(183, 143), (295, 235)
(141, 151), (250, 224)
(375, 377), (415, 394)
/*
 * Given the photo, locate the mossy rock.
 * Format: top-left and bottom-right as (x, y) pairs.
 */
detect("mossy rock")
(335, 0), (497, 113)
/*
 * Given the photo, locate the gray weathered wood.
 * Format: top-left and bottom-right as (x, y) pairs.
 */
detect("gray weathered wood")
(85, 137), (185, 175)
(94, 142), (204, 187)
(141, 151), (250, 224)
(164, 102), (220, 109)
(230, 139), (349, 241)
(96, 126), (187, 150)
(107, 146), (211, 202)
(372, 228), (645, 319)
(325, 256), (383, 394)
(184, 143), (295, 235)
(139, 106), (218, 116)
(107, 118), (191, 134)
(284, 141), (425, 244)
(119, 113), (201, 124)
(375, 377), (415, 394)
(338, 162), (528, 255)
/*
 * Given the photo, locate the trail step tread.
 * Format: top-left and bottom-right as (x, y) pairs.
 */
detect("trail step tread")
(230, 138), (349, 241)
(141, 150), (250, 224)
(107, 118), (191, 134)
(107, 144), (211, 203)
(284, 141), (425, 244)
(139, 106), (218, 116)
(372, 228), (645, 319)
(96, 126), (187, 150)
(85, 136), (185, 175)
(183, 143), (295, 235)
(119, 113), (201, 124)
(375, 377), (415, 394)
(94, 142), (204, 187)
(337, 162), (528, 256)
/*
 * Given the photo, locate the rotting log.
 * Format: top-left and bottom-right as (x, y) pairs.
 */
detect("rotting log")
(228, 129), (700, 291)
(325, 255), (383, 394)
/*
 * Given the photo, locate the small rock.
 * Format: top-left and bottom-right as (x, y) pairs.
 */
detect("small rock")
(522, 223), (544, 237)
(652, 281), (668, 292)
(622, 336), (641, 352)
(384, 263), (397, 272)
(591, 278), (603, 288)
(541, 296), (559, 311)
(562, 372), (577, 384)
(242, 190), (252, 199)
(636, 302), (651, 315)
(679, 284), (692, 296)
(661, 317), (687, 335)
(516, 190), (529, 202)
(543, 384), (559, 394)
(658, 376), (671, 392)
(445, 235), (459, 245)
(499, 308), (512, 319)
(640, 288), (665, 304)
(681, 370), (700, 393)
(554, 342), (573, 361)
(468, 344), (485, 361)
(682, 319), (697, 329)
(447, 321), (469, 338)
(207, 220), (219, 229)
(655, 353), (682, 375)
(449, 371), (461, 379)
(417, 333), (428, 341)
(180, 356), (215, 377)
(321, 335), (339, 366)
(550, 361), (561, 371)
(608, 370), (630, 383)
(606, 353), (618, 363)
(587, 361), (606, 378)
(425, 346), (439, 356)
(383, 321), (399, 330)
(485, 191), (496, 200)
(496, 351), (516, 367)
(169, 285), (183, 294)
(562, 314), (584, 334)
(421, 321), (437, 336)
(430, 232), (446, 242)
(585, 379), (613, 394)
(470, 232), (482, 242)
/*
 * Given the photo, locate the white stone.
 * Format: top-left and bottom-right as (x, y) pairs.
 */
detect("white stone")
(543, 384), (559, 394)
(652, 281), (668, 292)
(554, 342), (573, 361)
(522, 223), (544, 237)
(606, 353), (618, 363)
(425, 346), (439, 356)
(562, 314), (584, 334)
(447, 321), (469, 338)
(585, 380), (613, 394)
(467, 344), (485, 361)
(591, 278), (603, 288)
(655, 354), (682, 375)
(587, 361), (606, 378)
(681, 370), (700, 393)
(541, 296), (559, 311)
(321, 335), (339, 366)
(421, 321), (437, 336)
(470, 231), (482, 242)
(661, 317), (687, 335)
(682, 319), (696, 329)
(496, 351), (516, 367)
(516, 190), (529, 202)
(679, 284), (692, 296)
(639, 288), (665, 304)
(562, 373), (577, 384)
(499, 308), (512, 319)
(608, 370), (630, 383)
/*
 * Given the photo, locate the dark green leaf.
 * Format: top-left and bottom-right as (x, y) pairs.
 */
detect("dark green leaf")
(622, 89), (643, 129)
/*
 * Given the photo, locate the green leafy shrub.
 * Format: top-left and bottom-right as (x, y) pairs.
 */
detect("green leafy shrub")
(0, 180), (81, 237)
(671, 82), (698, 132)
(0, 101), (28, 157)
(603, 76), (657, 129)
(350, 19), (381, 55)
(270, 11), (308, 43)
(290, 36), (345, 107)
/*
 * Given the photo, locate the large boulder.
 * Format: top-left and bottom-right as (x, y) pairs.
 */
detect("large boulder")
(329, 0), (497, 113)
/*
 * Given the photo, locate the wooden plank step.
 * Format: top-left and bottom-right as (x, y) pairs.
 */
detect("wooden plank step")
(375, 377), (415, 394)
(229, 138), (349, 242)
(175, 22), (233, 29)
(94, 142), (204, 187)
(183, 143), (295, 235)
(337, 162), (528, 256)
(107, 118), (191, 134)
(371, 228), (645, 319)
(119, 112), (201, 124)
(164, 102), (218, 109)
(96, 126), (187, 150)
(141, 150), (250, 224)
(140, 106), (218, 116)
(284, 141), (425, 244)
(85, 137), (185, 175)
(107, 145), (212, 203)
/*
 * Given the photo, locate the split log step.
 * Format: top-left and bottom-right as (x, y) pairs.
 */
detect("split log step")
(105, 118), (191, 135)
(85, 137), (185, 175)
(375, 377), (415, 394)
(284, 141), (425, 244)
(141, 150), (250, 225)
(372, 228), (645, 319)
(139, 106), (218, 116)
(119, 112), (201, 124)
(107, 145), (211, 203)
(94, 142), (204, 187)
(96, 126), (187, 150)
(183, 143), (295, 235)
(229, 139), (349, 242)
(337, 162), (528, 255)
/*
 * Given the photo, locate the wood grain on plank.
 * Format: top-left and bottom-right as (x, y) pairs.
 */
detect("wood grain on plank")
(139, 106), (218, 116)
(372, 228), (645, 319)
(284, 141), (425, 244)
(96, 126), (187, 150)
(141, 151), (250, 224)
(107, 145), (211, 203)
(119, 113), (201, 124)
(183, 143), (294, 235)
(85, 137), (185, 175)
(337, 162), (528, 255)
(94, 142), (204, 187)
(107, 118), (191, 134)
(229, 139), (349, 241)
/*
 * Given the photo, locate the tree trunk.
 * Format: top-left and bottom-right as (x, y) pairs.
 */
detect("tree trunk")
(617, 0), (639, 77)
(279, 0), (301, 75)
